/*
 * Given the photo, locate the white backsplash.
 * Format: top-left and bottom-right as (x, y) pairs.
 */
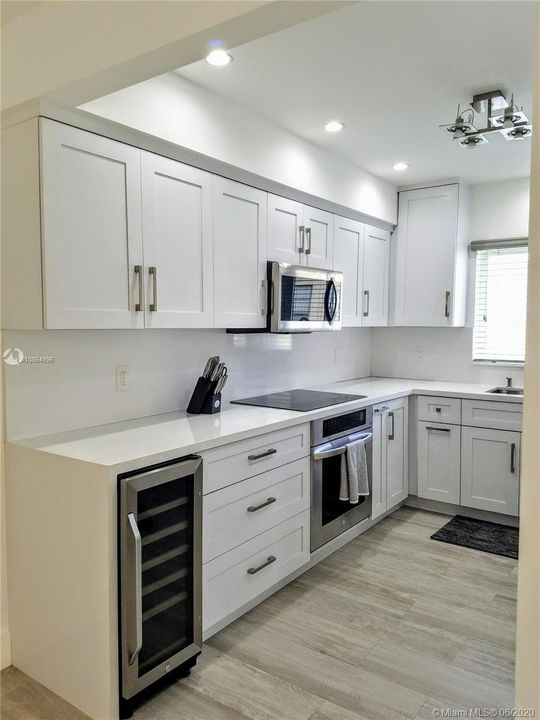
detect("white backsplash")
(3, 328), (371, 440)
(371, 327), (524, 386)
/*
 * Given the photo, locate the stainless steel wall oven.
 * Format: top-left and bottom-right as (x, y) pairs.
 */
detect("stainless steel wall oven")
(311, 407), (373, 551)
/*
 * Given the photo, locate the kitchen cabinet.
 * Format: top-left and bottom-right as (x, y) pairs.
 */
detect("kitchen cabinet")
(461, 427), (520, 516)
(391, 183), (469, 326)
(40, 119), (145, 329)
(372, 397), (408, 520)
(362, 224), (390, 326)
(417, 421), (461, 504)
(332, 215), (364, 325)
(332, 218), (390, 327)
(267, 195), (334, 270)
(141, 152), (213, 328)
(213, 177), (268, 329)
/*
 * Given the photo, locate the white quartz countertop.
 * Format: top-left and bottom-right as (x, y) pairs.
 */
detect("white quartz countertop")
(10, 377), (523, 471)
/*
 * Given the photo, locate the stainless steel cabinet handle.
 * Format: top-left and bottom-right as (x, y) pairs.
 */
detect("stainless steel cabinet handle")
(444, 291), (451, 318)
(435, 407), (442, 413)
(363, 290), (370, 317)
(149, 266), (158, 312)
(299, 225), (305, 253)
(247, 555), (276, 575)
(388, 411), (395, 440)
(305, 227), (312, 255)
(510, 443), (516, 474)
(248, 448), (277, 462)
(247, 497), (277, 513)
(426, 426), (451, 433)
(127, 513), (142, 666)
(134, 265), (143, 311)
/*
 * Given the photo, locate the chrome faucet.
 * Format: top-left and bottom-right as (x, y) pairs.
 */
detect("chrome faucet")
(506, 377), (513, 388)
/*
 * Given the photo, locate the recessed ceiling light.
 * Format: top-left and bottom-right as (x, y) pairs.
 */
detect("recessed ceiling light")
(324, 120), (344, 133)
(206, 49), (232, 67)
(393, 162), (409, 171)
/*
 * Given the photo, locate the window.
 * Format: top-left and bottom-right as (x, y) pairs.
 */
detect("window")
(472, 240), (528, 364)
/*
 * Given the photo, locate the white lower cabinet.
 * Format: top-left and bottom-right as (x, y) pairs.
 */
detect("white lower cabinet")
(203, 457), (310, 562)
(417, 421), (461, 504)
(461, 427), (520, 516)
(372, 397), (408, 520)
(203, 511), (310, 632)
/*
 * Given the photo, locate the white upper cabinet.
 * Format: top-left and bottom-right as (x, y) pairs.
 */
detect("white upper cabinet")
(40, 120), (144, 329)
(391, 184), (469, 326)
(302, 206), (334, 269)
(267, 196), (334, 270)
(333, 217), (390, 327)
(332, 216), (364, 326)
(213, 177), (268, 329)
(141, 152), (213, 328)
(363, 224), (390, 326)
(267, 195), (305, 265)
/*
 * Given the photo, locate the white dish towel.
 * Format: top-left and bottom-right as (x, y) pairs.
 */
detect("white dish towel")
(339, 436), (369, 504)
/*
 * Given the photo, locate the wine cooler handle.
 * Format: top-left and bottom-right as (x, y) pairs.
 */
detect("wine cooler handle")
(127, 512), (143, 666)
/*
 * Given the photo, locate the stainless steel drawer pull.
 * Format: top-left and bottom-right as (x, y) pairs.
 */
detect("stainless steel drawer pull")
(248, 448), (277, 462)
(388, 411), (395, 440)
(426, 426), (451, 433)
(299, 225), (305, 253)
(247, 497), (277, 513)
(444, 291), (451, 318)
(305, 227), (312, 255)
(149, 266), (158, 311)
(363, 290), (370, 317)
(510, 443), (516, 474)
(247, 555), (276, 575)
(134, 265), (143, 311)
(435, 407), (442, 413)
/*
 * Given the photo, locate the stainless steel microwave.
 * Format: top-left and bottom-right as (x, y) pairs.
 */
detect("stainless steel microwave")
(268, 262), (343, 333)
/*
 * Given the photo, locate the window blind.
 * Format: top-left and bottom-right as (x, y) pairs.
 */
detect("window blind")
(472, 244), (528, 363)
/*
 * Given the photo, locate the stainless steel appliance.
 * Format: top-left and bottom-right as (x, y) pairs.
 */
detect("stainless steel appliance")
(232, 388), (367, 412)
(311, 406), (373, 551)
(268, 262), (343, 333)
(118, 455), (202, 717)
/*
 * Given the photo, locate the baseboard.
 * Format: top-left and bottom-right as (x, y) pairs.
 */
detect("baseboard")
(1, 627), (12, 670)
(405, 495), (520, 527)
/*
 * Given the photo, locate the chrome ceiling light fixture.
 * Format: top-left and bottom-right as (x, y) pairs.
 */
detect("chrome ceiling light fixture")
(440, 90), (532, 149)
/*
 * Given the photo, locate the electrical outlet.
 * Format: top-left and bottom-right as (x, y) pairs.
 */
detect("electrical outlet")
(415, 346), (426, 362)
(116, 365), (129, 392)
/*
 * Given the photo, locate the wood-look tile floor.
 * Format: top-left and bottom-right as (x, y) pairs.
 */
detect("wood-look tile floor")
(1, 508), (517, 720)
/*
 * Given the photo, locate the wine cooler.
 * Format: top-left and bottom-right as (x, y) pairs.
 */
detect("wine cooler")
(118, 455), (202, 717)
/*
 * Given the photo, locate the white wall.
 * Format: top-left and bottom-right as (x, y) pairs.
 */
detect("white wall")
(3, 328), (371, 440)
(372, 178), (530, 385)
(81, 73), (397, 225)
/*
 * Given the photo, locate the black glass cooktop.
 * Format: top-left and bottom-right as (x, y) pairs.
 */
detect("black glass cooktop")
(231, 389), (367, 412)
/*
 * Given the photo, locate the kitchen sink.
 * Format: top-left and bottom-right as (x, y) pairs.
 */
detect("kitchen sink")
(487, 387), (524, 396)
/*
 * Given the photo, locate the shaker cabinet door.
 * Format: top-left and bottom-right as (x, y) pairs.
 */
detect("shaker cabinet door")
(267, 194), (304, 265)
(362, 225), (390, 326)
(40, 119), (144, 329)
(303, 206), (334, 270)
(461, 427), (520, 516)
(417, 421), (461, 504)
(141, 152), (213, 328)
(332, 215), (364, 326)
(213, 177), (268, 329)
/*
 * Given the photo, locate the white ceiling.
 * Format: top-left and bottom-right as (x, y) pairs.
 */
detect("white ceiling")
(177, 1), (537, 186)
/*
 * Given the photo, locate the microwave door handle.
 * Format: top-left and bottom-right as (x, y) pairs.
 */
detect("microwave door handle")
(324, 279), (337, 323)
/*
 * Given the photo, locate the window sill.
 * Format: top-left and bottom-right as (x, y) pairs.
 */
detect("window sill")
(472, 360), (524, 368)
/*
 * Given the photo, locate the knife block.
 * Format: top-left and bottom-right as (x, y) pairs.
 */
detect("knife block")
(186, 377), (221, 415)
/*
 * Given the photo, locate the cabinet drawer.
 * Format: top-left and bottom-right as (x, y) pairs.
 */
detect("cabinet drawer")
(417, 396), (461, 425)
(202, 424), (310, 494)
(462, 400), (523, 431)
(203, 511), (310, 631)
(203, 457), (310, 562)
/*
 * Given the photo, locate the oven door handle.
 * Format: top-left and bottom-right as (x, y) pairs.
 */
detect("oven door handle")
(313, 445), (347, 461)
